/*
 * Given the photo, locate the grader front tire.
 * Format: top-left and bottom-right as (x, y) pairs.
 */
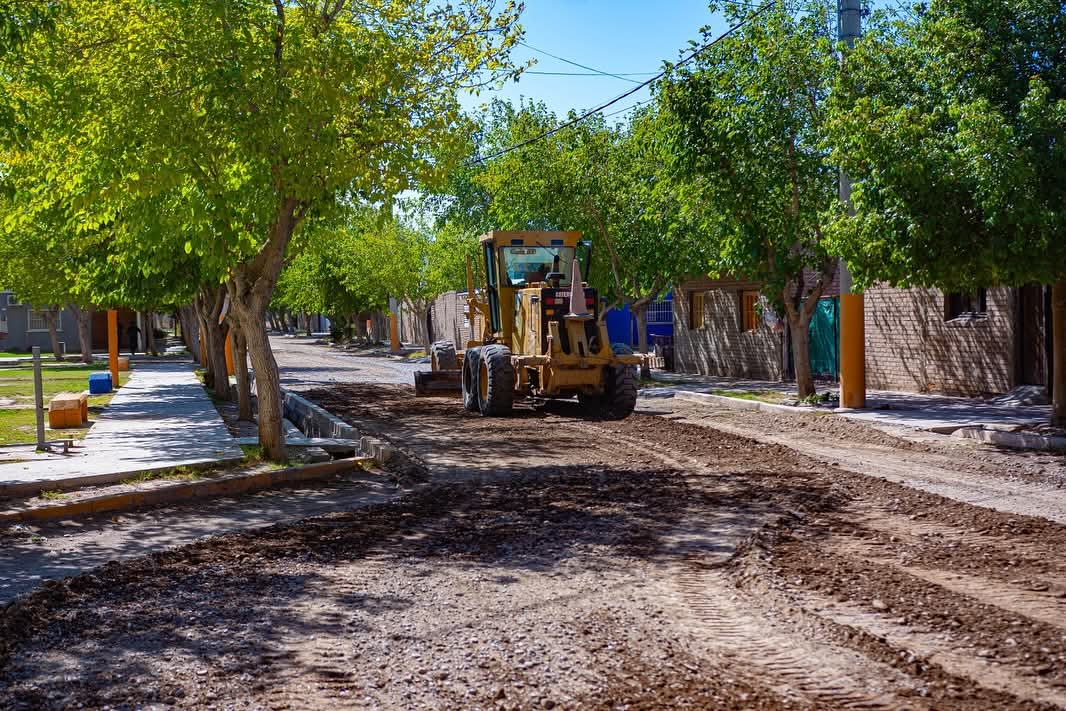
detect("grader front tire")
(477, 344), (514, 417)
(462, 347), (482, 412)
(580, 343), (638, 420)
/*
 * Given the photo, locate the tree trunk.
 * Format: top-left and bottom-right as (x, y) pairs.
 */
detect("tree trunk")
(43, 310), (63, 361)
(143, 311), (157, 356)
(632, 303), (649, 354)
(231, 321), (253, 422)
(69, 304), (93, 363)
(788, 311), (815, 398)
(224, 195), (306, 462)
(195, 287), (231, 399)
(234, 304), (284, 460)
(195, 308), (210, 371)
(178, 304), (200, 362)
(1053, 279), (1066, 427)
(204, 321), (230, 399)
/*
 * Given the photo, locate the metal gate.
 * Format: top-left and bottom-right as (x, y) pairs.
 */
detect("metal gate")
(808, 297), (839, 380)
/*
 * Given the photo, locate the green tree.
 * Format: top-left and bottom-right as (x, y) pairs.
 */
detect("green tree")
(443, 99), (694, 354)
(826, 0), (1066, 422)
(661, 2), (840, 397)
(7, 0), (524, 459)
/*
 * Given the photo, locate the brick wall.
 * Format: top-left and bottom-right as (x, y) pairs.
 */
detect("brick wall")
(673, 278), (785, 380)
(864, 285), (1014, 396)
(424, 291), (484, 349)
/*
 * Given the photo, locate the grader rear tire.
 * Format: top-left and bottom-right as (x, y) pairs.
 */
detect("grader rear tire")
(430, 341), (458, 371)
(477, 344), (514, 416)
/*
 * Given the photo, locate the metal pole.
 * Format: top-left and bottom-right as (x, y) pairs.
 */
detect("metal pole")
(108, 308), (119, 390)
(838, 0), (866, 409)
(32, 346), (46, 449)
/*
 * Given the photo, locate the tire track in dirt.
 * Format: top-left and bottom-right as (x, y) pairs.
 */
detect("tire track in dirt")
(826, 535), (1066, 630)
(667, 563), (926, 709)
(796, 593), (1066, 709)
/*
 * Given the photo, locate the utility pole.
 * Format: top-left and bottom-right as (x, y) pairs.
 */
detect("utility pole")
(837, 0), (866, 409)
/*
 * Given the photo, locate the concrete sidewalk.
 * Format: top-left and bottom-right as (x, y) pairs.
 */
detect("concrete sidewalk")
(0, 362), (243, 496)
(647, 371), (1052, 434)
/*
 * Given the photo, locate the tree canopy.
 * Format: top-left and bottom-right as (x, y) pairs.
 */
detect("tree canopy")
(660, 0), (840, 396)
(826, 0), (1066, 291)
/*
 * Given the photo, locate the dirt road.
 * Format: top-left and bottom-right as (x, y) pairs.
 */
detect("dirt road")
(1, 341), (1064, 709)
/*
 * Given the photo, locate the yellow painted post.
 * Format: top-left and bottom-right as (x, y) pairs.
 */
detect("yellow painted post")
(224, 331), (235, 376)
(839, 293), (865, 408)
(389, 312), (401, 353)
(107, 309), (119, 390)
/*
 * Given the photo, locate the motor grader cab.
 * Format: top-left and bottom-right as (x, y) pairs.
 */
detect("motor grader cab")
(414, 230), (641, 419)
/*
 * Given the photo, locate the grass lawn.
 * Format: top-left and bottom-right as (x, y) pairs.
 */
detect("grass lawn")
(712, 389), (790, 404)
(0, 352), (24, 358)
(0, 364), (131, 445)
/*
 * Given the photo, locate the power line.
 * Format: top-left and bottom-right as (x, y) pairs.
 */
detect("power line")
(517, 41), (646, 84)
(525, 70), (659, 78)
(469, 2), (773, 166)
(602, 99), (652, 119)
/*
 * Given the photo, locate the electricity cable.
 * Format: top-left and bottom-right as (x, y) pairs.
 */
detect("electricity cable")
(525, 70), (659, 78)
(517, 41), (646, 84)
(468, 2), (773, 166)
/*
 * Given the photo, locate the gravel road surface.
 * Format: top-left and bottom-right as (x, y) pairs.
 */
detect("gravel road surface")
(1, 338), (1064, 709)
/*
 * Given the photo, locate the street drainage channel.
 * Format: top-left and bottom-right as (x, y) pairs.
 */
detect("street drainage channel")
(280, 388), (395, 465)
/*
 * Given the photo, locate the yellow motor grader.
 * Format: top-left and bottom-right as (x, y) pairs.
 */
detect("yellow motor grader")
(414, 230), (641, 419)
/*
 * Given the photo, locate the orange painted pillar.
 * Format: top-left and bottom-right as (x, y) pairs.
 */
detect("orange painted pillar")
(389, 312), (401, 353)
(107, 309), (119, 390)
(224, 332), (235, 376)
(839, 293), (865, 408)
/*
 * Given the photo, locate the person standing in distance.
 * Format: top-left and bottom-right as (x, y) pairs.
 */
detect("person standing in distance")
(126, 320), (141, 357)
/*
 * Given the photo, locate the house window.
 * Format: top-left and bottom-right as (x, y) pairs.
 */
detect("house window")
(740, 290), (759, 332)
(688, 291), (705, 329)
(28, 308), (61, 332)
(945, 289), (987, 320)
(0, 309), (7, 336)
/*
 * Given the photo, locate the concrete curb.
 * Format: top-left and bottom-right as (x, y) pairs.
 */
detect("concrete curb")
(282, 389), (395, 464)
(672, 389), (829, 417)
(0, 456), (244, 500)
(953, 427), (1066, 452)
(0, 457), (375, 523)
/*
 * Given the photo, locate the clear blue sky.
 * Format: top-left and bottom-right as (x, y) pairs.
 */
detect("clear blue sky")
(462, 0), (725, 119)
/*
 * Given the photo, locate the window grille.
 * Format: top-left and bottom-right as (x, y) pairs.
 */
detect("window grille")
(28, 308), (61, 332)
(646, 298), (673, 325)
(944, 289), (987, 320)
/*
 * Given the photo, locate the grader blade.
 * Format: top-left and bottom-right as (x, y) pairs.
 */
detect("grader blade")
(414, 369), (462, 396)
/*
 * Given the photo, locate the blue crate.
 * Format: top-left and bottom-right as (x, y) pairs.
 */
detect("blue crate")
(88, 372), (113, 394)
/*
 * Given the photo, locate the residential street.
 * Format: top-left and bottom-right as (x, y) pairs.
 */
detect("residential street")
(3, 1), (1063, 709)
(2, 339), (1064, 709)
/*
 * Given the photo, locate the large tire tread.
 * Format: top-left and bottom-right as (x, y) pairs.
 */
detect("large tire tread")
(581, 343), (637, 420)
(431, 340), (458, 371)
(462, 347), (481, 412)
(478, 344), (514, 416)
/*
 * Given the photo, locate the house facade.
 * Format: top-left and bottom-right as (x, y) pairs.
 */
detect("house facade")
(672, 277), (1050, 397)
(0, 291), (84, 355)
